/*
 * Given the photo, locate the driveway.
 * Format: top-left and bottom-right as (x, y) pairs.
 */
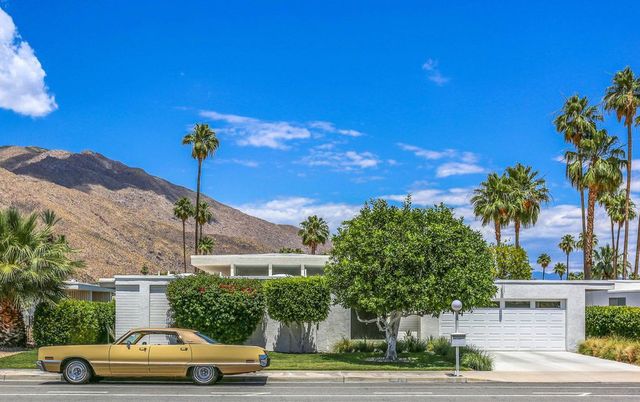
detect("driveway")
(491, 351), (640, 372)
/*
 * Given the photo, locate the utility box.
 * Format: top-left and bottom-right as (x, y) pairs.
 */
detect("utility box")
(450, 332), (466, 347)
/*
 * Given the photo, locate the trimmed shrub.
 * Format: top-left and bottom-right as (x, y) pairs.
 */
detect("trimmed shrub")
(586, 306), (640, 339)
(579, 337), (640, 365)
(166, 274), (265, 344)
(33, 300), (115, 347)
(428, 336), (452, 356)
(429, 336), (494, 370)
(263, 276), (331, 325)
(401, 331), (428, 353)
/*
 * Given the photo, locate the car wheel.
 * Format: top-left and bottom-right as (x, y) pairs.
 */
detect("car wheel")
(63, 359), (92, 385)
(191, 365), (220, 385)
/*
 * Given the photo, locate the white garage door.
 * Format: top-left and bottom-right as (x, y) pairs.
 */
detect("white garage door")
(439, 308), (566, 351)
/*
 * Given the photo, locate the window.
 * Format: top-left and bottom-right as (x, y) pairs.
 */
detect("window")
(504, 301), (531, 309)
(195, 332), (218, 344)
(609, 297), (627, 306)
(486, 301), (500, 308)
(305, 266), (324, 276)
(137, 332), (182, 345)
(235, 265), (269, 276)
(116, 284), (140, 292)
(535, 301), (562, 309)
(150, 285), (167, 293)
(272, 265), (301, 276)
(119, 332), (143, 345)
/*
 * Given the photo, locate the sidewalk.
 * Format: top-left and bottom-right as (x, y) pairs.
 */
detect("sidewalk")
(2, 369), (640, 383)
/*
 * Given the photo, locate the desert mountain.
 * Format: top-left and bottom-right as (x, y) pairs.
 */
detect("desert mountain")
(0, 146), (306, 281)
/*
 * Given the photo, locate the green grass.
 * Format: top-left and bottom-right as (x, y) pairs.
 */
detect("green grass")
(0, 349), (37, 369)
(0, 349), (457, 371)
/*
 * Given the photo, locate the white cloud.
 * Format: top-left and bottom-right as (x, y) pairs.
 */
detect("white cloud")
(422, 58), (450, 86)
(309, 121), (363, 137)
(300, 149), (381, 171)
(0, 8), (56, 117)
(234, 197), (360, 231)
(553, 155), (565, 163)
(384, 186), (472, 207)
(216, 158), (259, 168)
(397, 143), (456, 160)
(436, 162), (486, 177)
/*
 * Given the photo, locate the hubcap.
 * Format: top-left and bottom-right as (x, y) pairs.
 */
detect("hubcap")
(66, 361), (87, 382)
(194, 366), (214, 382)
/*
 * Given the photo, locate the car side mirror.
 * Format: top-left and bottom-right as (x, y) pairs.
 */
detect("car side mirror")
(126, 340), (131, 350)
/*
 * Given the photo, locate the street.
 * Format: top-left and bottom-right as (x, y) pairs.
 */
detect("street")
(1, 381), (640, 401)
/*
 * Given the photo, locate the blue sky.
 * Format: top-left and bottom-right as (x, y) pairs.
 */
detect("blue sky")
(2, 1), (640, 277)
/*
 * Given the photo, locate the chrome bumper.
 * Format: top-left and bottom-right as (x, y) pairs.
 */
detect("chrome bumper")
(36, 360), (45, 371)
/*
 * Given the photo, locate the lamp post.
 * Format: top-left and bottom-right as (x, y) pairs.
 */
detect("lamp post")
(451, 299), (463, 377)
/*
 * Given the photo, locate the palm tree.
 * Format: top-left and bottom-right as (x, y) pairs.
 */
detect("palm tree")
(471, 173), (511, 244)
(182, 123), (219, 253)
(604, 67), (640, 276)
(566, 129), (625, 278)
(537, 253), (551, 280)
(173, 197), (194, 273)
(197, 236), (215, 255)
(576, 232), (598, 251)
(554, 95), (602, 268)
(593, 245), (615, 280)
(601, 191), (637, 278)
(558, 234), (575, 276)
(0, 208), (83, 346)
(298, 215), (330, 255)
(553, 262), (567, 280)
(195, 201), (214, 241)
(505, 163), (550, 248)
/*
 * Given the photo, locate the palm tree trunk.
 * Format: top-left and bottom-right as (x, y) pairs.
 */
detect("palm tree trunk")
(611, 217), (617, 278)
(0, 299), (26, 347)
(616, 223), (623, 279)
(635, 215), (640, 277)
(542, 267), (545, 280)
(182, 219), (187, 273)
(578, 156), (587, 273)
(584, 188), (597, 279)
(194, 159), (203, 254)
(566, 252), (570, 280)
(514, 219), (521, 248)
(494, 220), (501, 245)
(623, 123), (632, 278)
(311, 243), (317, 255)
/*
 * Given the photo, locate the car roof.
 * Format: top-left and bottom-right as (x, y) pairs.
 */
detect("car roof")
(128, 328), (198, 333)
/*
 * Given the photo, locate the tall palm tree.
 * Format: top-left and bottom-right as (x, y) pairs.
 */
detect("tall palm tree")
(471, 173), (511, 245)
(298, 215), (330, 255)
(182, 123), (219, 253)
(593, 245), (615, 280)
(554, 95), (602, 269)
(197, 236), (215, 255)
(601, 191), (637, 278)
(558, 234), (575, 276)
(173, 197), (194, 273)
(566, 129), (625, 278)
(537, 253), (551, 280)
(0, 208), (83, 346)
(505, 163), (550, 248)
(576, 232), (598, 252)
(604, 67), (640, 276)
(553, 262), (567, 280)
(195, 201), (214, 241)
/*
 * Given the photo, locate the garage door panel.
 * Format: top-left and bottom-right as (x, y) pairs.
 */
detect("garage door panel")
(439, 308), (565, 351)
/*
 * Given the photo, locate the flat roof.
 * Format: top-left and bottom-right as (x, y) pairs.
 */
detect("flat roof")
(190, 253), (330, 267)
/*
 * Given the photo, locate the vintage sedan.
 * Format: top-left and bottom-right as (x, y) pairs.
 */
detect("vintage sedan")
(37, 328), (270, 385)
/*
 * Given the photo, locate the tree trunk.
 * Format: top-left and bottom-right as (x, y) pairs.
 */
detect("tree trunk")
(514, 219), (521, 248)
(0, 299), (26, 347)
(623, 122), (632, 278)
(384, 312), (402, 361)
(311, 243), (317, 255)
(611, 218), (617, 278)
(494, 220), (501, 245)
(584, 188), (597, 279)
(542, 267), (545, 280)
(566, 252), (570, 280)
(635, 215), (640, 277)
(182, 219), (187, 273)
(194, 159), (203, 254)
(578, 155), (587, 273)
(616, 223), (623, 279)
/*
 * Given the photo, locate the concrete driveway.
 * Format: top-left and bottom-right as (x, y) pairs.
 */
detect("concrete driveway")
(491, 351), (640, 372)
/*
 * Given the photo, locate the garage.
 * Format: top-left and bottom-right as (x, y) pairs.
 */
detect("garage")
(439, 300), (566, 351)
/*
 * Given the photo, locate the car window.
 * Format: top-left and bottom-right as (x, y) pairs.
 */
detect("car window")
(120, 332), (143, 345)
(137, 333), (182, 345)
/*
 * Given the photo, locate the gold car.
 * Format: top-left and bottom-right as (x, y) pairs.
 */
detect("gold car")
(37, 328), (270, 385)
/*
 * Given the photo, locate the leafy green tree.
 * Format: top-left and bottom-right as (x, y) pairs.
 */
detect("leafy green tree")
(263, 277), (331, 353)
(558, 234), (575, 276)
(604, 67), (640, 276)
(197, 236), (215, 255)
(505, 163), (550, 248)
(492, 245), (532, 279)
(537, 253), (551, 280)
(566, 129), (625, 278)
(554, 95), (601, 269)
(325, 199), (496, 361)
(553, 262), (567, 280)
(0, 208), (83, 346)
(182, 123), (219, 253)
(298, 215), (330, 255)
(173, 197), (195, 272)
(471, 173), (511, 244)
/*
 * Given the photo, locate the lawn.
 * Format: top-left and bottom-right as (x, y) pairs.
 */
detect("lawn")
(0, 349), (456, 371)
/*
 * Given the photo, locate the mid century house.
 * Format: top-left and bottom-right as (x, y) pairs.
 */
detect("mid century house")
(64, 280), (114, 302)
(108, 254), (640, 353)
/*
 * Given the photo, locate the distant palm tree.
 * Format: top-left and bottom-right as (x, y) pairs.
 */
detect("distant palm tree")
(537, 253), (551, 280)
(195, 201), (214, 241)
(182, 123), (219, 253)
(601, 191), (637, 278)
(197, 236), (215, 255)
(505, 163), (550, 248)
(558, 234), (575, 276)
(566, 129), (625, 278)
(471, 173), (511, 245)
(298, 215), (330, 255)
(173, 197), (194, 273)
(576, 232), (598, 252)
(593, 245), (615, 280)
(553, 262), (567, 280)
(0, 209), (83, 346)
(554, 94), (601, 267)
(604, 67), (640, 276)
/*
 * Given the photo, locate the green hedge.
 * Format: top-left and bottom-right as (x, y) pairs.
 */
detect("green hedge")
(33, 300), (115, 347)
(586, 306), (640, 339)
(166, 274), (265, 344)
(264, 276), (331, 325)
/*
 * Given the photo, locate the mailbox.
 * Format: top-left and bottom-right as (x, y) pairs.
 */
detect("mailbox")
(450, 332), (466, 347)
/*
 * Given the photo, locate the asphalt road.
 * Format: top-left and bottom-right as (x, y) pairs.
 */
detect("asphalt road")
(1, 381), (640, 401)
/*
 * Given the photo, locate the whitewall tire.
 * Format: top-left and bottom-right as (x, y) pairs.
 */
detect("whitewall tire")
(62, 359), (92, 385)
(191, 365), (220, 385)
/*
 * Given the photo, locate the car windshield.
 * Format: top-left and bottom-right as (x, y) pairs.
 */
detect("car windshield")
(195, 332), (218, 344)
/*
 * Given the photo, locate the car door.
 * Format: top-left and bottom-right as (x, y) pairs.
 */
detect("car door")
(148, 332), (192, 376)
(109, 331), (150, 375)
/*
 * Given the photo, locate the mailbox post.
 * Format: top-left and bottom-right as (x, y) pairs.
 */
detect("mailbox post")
(450, 300), (465, 377)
